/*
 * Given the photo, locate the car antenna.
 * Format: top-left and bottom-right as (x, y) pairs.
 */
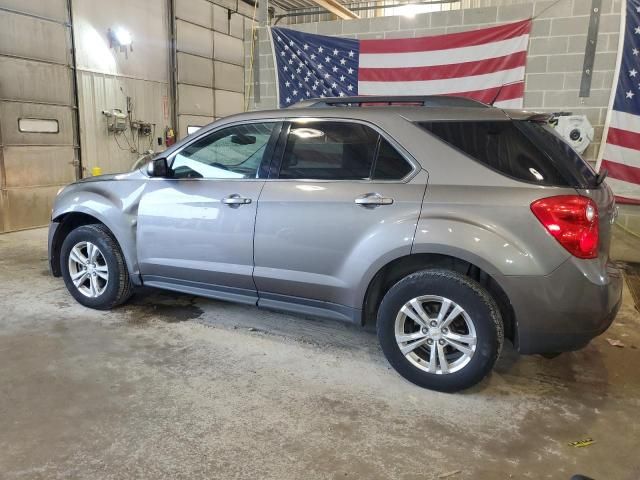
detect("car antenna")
(489, 81), (519, 107)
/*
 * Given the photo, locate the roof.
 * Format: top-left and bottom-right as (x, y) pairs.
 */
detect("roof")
(288, 95), (490, 109)
(219, 95), (545, 123)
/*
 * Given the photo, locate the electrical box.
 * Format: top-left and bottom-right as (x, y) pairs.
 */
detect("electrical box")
(102, 109), (127, 133)
(131, 120), (152, 136)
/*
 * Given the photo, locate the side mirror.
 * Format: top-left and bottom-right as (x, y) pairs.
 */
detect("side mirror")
(147, 157), (169, 177)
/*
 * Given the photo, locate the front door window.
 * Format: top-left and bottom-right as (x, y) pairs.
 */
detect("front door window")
(171, 123), (276, 179)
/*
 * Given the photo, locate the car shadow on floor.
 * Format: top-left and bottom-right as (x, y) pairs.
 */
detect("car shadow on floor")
(123, 286), (382, 355)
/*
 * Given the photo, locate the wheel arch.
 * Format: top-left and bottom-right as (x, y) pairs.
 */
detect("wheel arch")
(50, 210), (139, 285)
(361, 252), (516, 345)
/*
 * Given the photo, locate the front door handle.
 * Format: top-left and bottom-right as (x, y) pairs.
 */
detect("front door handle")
(355, 193), (394, 207)
(222, 194), (252, 206)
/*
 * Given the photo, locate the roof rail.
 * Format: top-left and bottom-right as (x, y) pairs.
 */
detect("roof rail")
(289, 95), (490, 109)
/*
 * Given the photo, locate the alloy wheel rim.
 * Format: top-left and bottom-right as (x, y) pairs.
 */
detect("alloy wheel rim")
(394, 295), (477, 375)
(68, 241), (109, 298)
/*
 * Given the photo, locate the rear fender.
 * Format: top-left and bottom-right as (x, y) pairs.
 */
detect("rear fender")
(412, 217), (550, 277)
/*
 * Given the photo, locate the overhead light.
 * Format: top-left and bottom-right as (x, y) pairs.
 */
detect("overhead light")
(107, 27), (133, 55)
(114, 27), (132, 46)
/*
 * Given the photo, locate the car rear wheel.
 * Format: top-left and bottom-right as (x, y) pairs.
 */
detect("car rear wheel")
(377, 269), (503, 392)
(60, 224), (133, 309)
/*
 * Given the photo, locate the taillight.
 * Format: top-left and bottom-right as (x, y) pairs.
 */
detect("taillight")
(530, 195), (599, 259)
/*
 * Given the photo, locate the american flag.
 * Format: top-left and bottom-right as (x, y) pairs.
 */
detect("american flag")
(597, 0), (640, 204)
(271, 19), (531, 109)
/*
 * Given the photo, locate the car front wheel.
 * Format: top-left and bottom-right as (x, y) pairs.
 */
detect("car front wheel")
(377, 269), (503, 392)
(60, 224), (133, 309)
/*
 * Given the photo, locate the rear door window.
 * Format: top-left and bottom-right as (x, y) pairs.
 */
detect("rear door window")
(278, 121), (413, 181)
(373, 138), (413, 180)
(417, 120), (595, 187)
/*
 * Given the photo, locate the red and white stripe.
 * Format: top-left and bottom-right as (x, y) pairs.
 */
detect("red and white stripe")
(600, 110), (640, 204)
(357, 20), (531, 109)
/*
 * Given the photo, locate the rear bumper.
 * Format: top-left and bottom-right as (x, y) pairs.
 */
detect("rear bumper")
(499, 259), (623, 355)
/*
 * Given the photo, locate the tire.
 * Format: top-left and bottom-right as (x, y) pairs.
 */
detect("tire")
(377, 269), (503, 392)
(60, 224), (133, 309)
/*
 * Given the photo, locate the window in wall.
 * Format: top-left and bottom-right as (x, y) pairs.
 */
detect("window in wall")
(18, 118), (59, 133)
(171, 122), (275, 179)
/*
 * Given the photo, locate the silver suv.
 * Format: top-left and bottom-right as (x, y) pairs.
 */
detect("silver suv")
(48, 96), (623, 392)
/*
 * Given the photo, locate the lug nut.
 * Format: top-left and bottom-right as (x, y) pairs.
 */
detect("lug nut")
(427, 338), (434, 345)
(442, 327), (449, 334)
(421, 327), (428, 334)
(430, 321), (437, 327)
(439, 339), (446, 346)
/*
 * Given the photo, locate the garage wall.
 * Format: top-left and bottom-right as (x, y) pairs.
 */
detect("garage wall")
(0, 0), (79, 232)
(72, 0), (172, 175)
(174, 0), (254, 139)
(246, 0), (622, 163)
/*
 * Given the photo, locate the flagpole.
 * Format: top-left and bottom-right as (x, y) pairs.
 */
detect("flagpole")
(267, 26), (281, 108)
(596, 0), (627, 172)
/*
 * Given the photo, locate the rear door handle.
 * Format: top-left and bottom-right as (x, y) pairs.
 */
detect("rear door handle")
(222, 194), (252, 206)
(355, 193), (394, 207)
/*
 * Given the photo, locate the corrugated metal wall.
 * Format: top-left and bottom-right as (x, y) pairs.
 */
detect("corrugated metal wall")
(0, 0), (79, 232)
(76, 72), (170, 174)
(73, 0), (172, 175)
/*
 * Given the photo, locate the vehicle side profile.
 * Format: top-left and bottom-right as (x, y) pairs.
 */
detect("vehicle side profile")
(48, 96), (623, 392)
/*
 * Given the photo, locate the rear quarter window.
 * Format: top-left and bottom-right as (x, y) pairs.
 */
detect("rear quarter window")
(417, 120), (596, 188)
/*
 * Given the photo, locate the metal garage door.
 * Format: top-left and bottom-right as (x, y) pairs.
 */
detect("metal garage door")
(174, 0), (246, 139)
(0, 0), (79, 232)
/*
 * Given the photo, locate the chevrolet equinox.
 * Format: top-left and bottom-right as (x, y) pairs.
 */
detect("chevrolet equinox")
(48, 96), (622, 392)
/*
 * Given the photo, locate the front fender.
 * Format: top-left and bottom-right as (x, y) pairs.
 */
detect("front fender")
(52, 182), (145, 279)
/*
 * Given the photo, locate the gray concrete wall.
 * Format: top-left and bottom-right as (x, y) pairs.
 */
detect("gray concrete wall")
(246, 0), (623, 162)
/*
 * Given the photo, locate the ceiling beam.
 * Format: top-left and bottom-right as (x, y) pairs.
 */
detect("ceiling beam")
(309, 0), (359, 19)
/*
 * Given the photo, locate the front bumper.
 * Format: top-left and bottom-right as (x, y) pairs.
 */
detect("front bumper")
(499, 259), (623, 355)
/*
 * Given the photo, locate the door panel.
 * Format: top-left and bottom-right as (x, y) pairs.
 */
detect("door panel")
(137, 179), (264, 295)
(136, 121), (278, 298)
(253, 172), (428, 309)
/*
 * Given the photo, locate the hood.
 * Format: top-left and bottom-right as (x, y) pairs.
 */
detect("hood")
(75, 169), (147, 184)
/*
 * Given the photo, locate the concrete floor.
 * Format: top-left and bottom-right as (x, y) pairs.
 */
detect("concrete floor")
(1, 228), (639, 480)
